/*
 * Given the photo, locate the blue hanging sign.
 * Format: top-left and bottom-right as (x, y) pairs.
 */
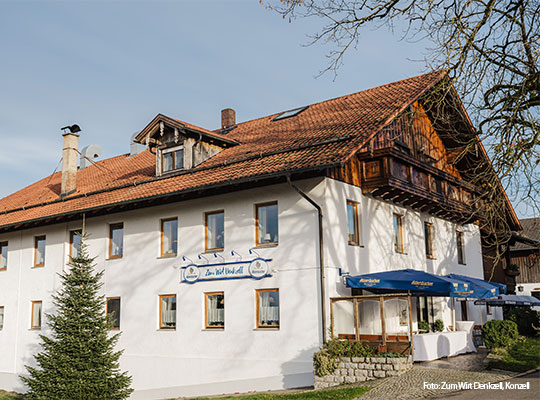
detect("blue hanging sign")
(181, 258), (272, 284)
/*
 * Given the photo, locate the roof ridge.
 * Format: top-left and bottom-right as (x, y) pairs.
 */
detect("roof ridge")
(223, 70), (445, 131)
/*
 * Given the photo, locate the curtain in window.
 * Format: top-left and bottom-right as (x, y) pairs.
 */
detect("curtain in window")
(161, 297), (176, 327)
(207, 295), (224, 326)
(0, 308), (4, 329)
(258, 204), (278, 243)
(357, 299), (382, 334)
(0, 244), (7, 268)
(347, 203), (356, 242)
(207, 213), (224, 249)
(162, 220), (178, 255)
(71, 232), (82, 258)
(175, 149), (184, 169)
(162, 152), (173, 172)
(259, 291), (279, 326)
(32, 303), (42, 327)
(111, 227), (123, 256)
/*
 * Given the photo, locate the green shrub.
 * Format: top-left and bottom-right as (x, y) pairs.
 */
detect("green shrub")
(433, 319), (444, 332)
(313, 339), (375, 376)
(313, 350), (339, 377)
(324, 338), (374, 358)
(418, 320), (429, 333)
(482, 319), (519, 349)
(486, 337), (540, 372)
(504, 307), (540, 337)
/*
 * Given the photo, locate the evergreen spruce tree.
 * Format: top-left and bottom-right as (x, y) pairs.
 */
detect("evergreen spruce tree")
(21, 240), (133, 400)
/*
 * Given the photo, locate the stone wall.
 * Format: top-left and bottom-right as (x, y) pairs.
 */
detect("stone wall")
(314, 356), (413, 389)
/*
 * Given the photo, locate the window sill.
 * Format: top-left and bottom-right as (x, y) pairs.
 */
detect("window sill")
(394, 251), (407, 255)
(202, 327), (224, 331)
(253, 327), (280, 331)
(32, 265), (45, 269)
(0, 268), (6, 271)
(157, 328), (176, 331)
(29, 328), (41, 331)
(348, 243), (364, 248)
(426, 256), (436, 260)
(202, 249), (224, 254)
(106, 256), (123, 261)
(157, 254), (177, 259)
(254, 243), (278, 249)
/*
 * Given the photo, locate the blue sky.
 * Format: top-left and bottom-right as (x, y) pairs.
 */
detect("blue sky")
(0, 0), (531, 218)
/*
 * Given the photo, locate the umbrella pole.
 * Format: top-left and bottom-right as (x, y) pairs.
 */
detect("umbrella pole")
(451, 297), (456, 331)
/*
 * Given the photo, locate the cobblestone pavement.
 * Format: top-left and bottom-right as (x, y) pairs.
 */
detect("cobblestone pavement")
(414, 349), (489, 372)
(355, 366), (514, 400)
(434, 371), (539, 400)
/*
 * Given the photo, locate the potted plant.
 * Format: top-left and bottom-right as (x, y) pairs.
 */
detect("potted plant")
(418, 320), (429, 333)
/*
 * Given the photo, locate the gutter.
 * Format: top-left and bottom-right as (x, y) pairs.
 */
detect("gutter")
(0, 164), (340, 234)
(286, 176), (327, 344)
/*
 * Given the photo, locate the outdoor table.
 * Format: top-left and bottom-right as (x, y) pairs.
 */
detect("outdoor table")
(455, 321), (476, 353)
(412, 331), (468, 361)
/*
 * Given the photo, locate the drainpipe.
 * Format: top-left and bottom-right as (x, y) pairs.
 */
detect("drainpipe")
(286, 176), (327, 343)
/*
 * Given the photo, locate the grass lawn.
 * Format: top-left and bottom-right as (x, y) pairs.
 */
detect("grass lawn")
(187, 386), (370, 400)
(487, 336), (540, 372)
(0, 391), (24, 400)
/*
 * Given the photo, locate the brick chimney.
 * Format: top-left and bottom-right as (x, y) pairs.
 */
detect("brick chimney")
(61, 129), (80, 196)
(221, 108), (236, 130)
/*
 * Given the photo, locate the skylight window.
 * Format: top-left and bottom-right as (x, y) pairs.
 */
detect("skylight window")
(272, 106), (308, 121)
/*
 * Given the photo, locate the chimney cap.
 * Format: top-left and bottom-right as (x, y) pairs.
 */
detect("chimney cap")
(61, 124), (81, 134)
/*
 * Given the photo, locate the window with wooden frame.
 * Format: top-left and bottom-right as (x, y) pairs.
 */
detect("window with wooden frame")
(255, 202), (278, 246)
(256, 289), (279, 328)
(109, 223), (124, 259)
(106, 297), (121, 330)
(159, 294), (176, 329)
(0, 306), (4, 330)
(160, 218), (178, 257)
(424, 222), (434, 258)
(346, 201), (361, 246)
(34, 236), (46, 267)
(0, 241), (7, 271)
(162, 146), (184, 173)
(393, 214), (404, 253)
(205, 210), (224, 251)
(31, 301), (42, 329)
(205, 292), (224, 329)
(69, 230), (82, 260)
(457, 231), (466, 265)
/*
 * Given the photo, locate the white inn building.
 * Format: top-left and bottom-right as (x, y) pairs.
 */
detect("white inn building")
(0, 71), (519, 399)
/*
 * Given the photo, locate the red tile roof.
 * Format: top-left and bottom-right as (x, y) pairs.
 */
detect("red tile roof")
(0, 71), (446, 231)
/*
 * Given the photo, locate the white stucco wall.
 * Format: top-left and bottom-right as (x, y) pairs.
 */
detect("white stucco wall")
(320, 178), (489, 331)
(0, 176), (493, 398)
(0, 180), (326, 399)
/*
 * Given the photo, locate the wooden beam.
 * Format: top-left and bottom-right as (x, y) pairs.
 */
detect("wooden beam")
(380, 296), (386, 346)
(408, 295), (414, 355)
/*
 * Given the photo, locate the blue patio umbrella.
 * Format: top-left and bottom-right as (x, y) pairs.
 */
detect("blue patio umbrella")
(475, 295), (540, 307)
(445, 273), (503, 299)
(346, 269), (469, 297)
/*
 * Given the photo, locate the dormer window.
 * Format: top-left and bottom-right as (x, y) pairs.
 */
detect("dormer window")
(134, 114), (239, 177)
(162, 146), (184, 173)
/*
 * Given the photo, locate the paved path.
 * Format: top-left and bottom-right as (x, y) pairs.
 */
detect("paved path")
(356, 366), (513, 400)
(414, 349), (489, 372)
(435, 370), (539, 400)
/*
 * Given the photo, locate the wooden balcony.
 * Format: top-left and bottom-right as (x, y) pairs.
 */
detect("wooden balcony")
(343, 147), (478, 224)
